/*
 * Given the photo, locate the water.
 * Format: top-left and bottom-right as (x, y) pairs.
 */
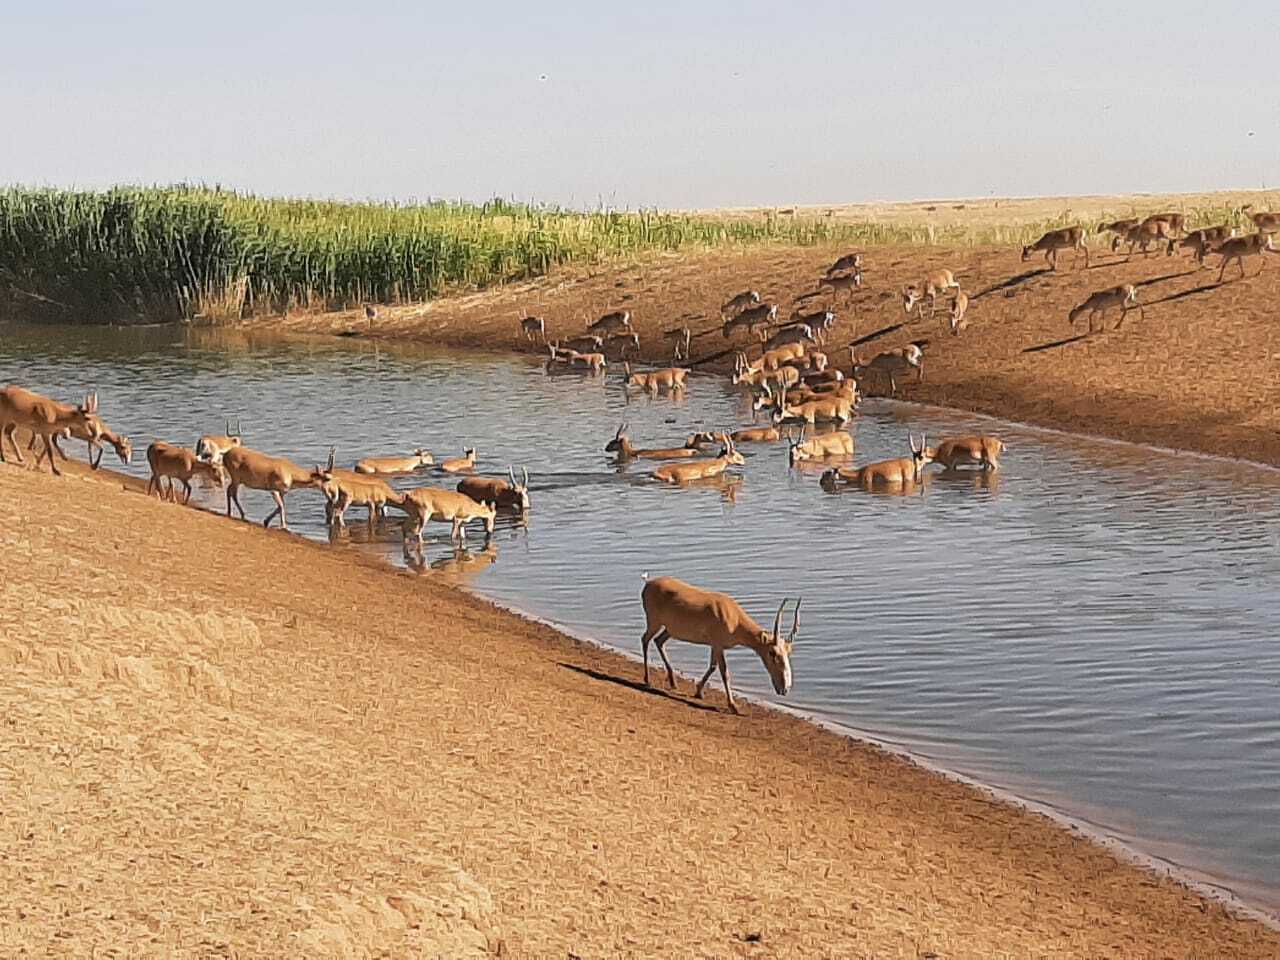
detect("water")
(4, 321), (1279, 914)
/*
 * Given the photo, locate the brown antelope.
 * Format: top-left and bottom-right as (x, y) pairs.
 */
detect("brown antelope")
(457, 467), (531, 514)
(639, 575), (799, 714)
(1241, 205), (1280, 234)
(1215, 233), (1278, 282)
(353, 449), (434, 474)
(320, 470), (397, 527)
(547, 344), (607, 374)
(603, 331), (641, 359)
(733, 357), (801, 394)
(818, 271), (860, 302)
(771, 386), (855, 426)
(607, 424), (701, 462)
(653, 435), (745, 484)
(722, 302), (777, 338)
(393, 487), (496, 545)
(787, 427), (854, 466)
(561, 333), (605, 354)
(221, 446), (328, 530)
(948, 291), (970, 335)
(851, 344), (924, 395)
(791, 307), (836, 338)
(926, 435), (1005, 472)
(1022, 226), (1089, 270)
(663, 326), (692, 362)
(519, 315), (546, 342)
(756, 341), (806, 371)
(902, 270), (960, 317)
(825, 252), (862, 276)
(0, 386), (98, 475)
(820, 435), (932, 489)
(797, 350), (829, 373)
(761, 323), (816, 352)
(730, 425), (782, 443)
(1142, 212), (1187, 235)
(27, 413), (132, 470)
(623, 362), (690, 394)
(1171, 226), (1234, 265)
(721, 290), (761, 315)
(145, 441), (226, 503)
(587, 309), (633, 337)
(195, 419), (243, 464)
(1068, 284), (1143, 333)
(1098, 218), (1140, 252)
(1122, 219), (1177, 259)
(439, 448), (477, 473)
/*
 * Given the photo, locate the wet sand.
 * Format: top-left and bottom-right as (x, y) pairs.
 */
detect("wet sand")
(3, 452), (1279, 956)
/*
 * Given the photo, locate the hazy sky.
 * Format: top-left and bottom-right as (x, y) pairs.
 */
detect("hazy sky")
(4, 2), (1277, 209)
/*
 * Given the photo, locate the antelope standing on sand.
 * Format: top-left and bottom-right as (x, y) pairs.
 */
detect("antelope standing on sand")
(663, 326), (692, 362)
(820, 435), (932, 489)
(439, 448), (477, 473)
(1068, 284), (1143, 333)
(0, 387), (98, 476)
(948, 291), (969, 335)
(926, 436), (1005, 472)
(653, 435), (745, 484)
(587, 310), (633, 337)
(195, 419), (243, 464)
(902, 270), (960, 317)
(639, 576), (799, 714)
(353, 449), (434, 474)
(1122, 219), (1177, 259)
(1214, 233), (1278, 282)
(1171, 226), (1234, 265)
(27, 412), (132, 470)
(722, 302), (777, 339)
(818, 271), (860, 302)
(603, 331), (641, 359)
(607, 424), (701, 462)
(624, 362), (690, 394)
(457, 467), (531, 514)
(1099, 218), (1140, 252)
(721, 290), (761, 316)
(393, 487), (496, 545)
(221, 446), (328, 530)
(787, 427), (854, 466)
(560, 333), (605, 354)
(851, 344), (924, 396)
(1142, 212), (1187, 235)
(519, 315), (546, 342)
(825, 252), (862, 276)
(145, 441), (226, 503)
(1022, 226), (1089, 270)
(761, 323), (816, 352)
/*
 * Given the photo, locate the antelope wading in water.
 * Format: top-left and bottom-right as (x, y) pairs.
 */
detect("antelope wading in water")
(851, 344), (924, 396)
(519, 315), (546, 342)
(319, 452), (398, 526)
(902, 270), (960, 317)
(820, 434), (932, 490)
(353, 449), (434, 474)
(221, 446), (328, 530)
(1215, 233), (1277, 282)
(1068, 284), (1143, 333)
(546, 343), (607, 375)
(1022, 226), (1089, 270)
(195, 420), (243, 464)
(926, 436), (1005, 472)
(0, 387), (98, 476)
(392, 487), (496, 545)
(787, 427), (854, 466)
(145, 441), (226, 503)
(722, 302), (777, 339)
(652, 435), (745, 483)
(623, 362), (690, 394)
(721, 289), (761, 316)
(587, 309), (633, 337)
(1171, 226), (1234, 266)
(639, 575), (800, 714)
(457, 467), (531, 514)
(439, 448), (477, 473)
(607, 424), (701, 462)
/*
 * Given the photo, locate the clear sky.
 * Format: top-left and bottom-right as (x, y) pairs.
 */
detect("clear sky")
(3, 1), (1277, 209)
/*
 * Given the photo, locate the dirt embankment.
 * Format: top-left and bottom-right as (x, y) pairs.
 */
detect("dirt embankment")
(273, 240), (1280, 467)
(3, 457), (1280, 956)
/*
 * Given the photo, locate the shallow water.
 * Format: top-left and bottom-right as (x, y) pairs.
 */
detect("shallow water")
(3, 322), (1279, 913)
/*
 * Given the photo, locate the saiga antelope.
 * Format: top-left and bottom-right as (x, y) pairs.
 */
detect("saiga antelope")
(722, 302), (777, 339)
(587, 310), (633, 337)
(825, 252), (862, 276)
(1215, 233), (1278, 282)
(439, 448), (477, 473)
(221, 446), (328, 530)
(820, 435), (932, 489)
(1098, 218), (1140, 252)
(1068, 284), (1143, 333)
(948, 291), (969, 335)
(145, 441), (226, 503)
(393, 487), (496, 545)
(319, 452), (398, 526)
(770, 386), (855, 426)
(926, 436), (1005, 472)
(732, 356), (800, 394)
(354, 449), (434, 474)
(664, 326), (692, 362)
(603, 331), (641, 359)
(547, 344), (607, 375)
(787, 427), (854, 466)
(851, 344), (924, 396)
(902, 270), (960, 317)
(1240, 205), (1280, 234)
(457, 467), (531, 514)
(1171, 226), (1234, 266)
(653, 435), (745, 484)
(623, 362), (690, 394)
(730, 425), (782, 443)
(27, 413), (132, 470)
(721, 290), (761, 316)
(639, 575), (799, 714)
(1122, 219), (1177, 259)
(560, 333), (605, 354)
(0, 386), (98, 476)
(755, 341), (806, 371)
(1022, 226), (1089, 270)
(818, 272), (860, 302)
(761, 323), (816, 352)
(1141, 212), (1187, 235)
(519, 315), (546, 342)
(607, 424), (700, 462)
(196, 420), (243, 464)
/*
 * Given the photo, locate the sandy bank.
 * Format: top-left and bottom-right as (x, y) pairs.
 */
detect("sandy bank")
(2, 458), (1279, 957)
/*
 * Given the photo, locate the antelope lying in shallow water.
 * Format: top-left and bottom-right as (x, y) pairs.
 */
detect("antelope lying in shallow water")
(639, 575), (799, 714)
(653, 435), (744, 484)
(771, 386), (856, 425)
(0, 386), (99, 476)
(392, 487), (496, 545)
(927, 436), (1005, 472)
(457, 467), (531, 514)
(354, 449), (434, 474)
(439, 448), (477, 473)
(221, 446), (328, 530)
(820, 435), (932, 489)
(1068, 284), (1142, 333)
(607, 424), (700, 462)
(146, 441), (226, 503)
(624, 363), (690, 394)
(787, 427), (854, 466)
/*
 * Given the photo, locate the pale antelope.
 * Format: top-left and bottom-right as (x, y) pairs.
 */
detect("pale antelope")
(392, 487), (496, 545)
(1122, 219), (1177, 259)
(27, 413), (132, 470)
(547, 344), (607, 374)
(0, 386), (98, 476)
(607, 424), (701, 462)
(603, 331), (641, 359)
(639, 575), (799, 714)
(1171, 226), (1234, 265)
(664, 326), (692, 362)
(195, 419), (243, 464)
(902, 270), (960, 317)
(851, 344), (924, 395)
(820, 434), (932, 489)
(1068, 284), (1143, 333)
(587, 309), (633, 337)
(825, 252), (862, 276)
(798, 350), (829, 373)
(722, 302), (777, 339)
(457, 467), (531, 514)
(145, 441), (226, 503)
(771, 386), (856, 426)
(1241, 205), (1280, 234)
(561, 333), (605, 354)
(623, 362), (690, 394)
(221, 446), (327, 530)
(730, 425), (783, 443)
(721, 290), (761, 315)
(353, 449), (434, 474)
(321, 470), (397, 527)
(756, 341), (806, 371)
(1022, 226), (1089, 270)
(949, 291), (970, 335)
(787, 427), (854, 466)
(1098, 218), (1140, 252)
(926, 435), (1005, 472)
(1215, 233), (1278, 282)
(519, 315), (546, 342)
(653, 435), (745, 484)
(439, 448), (477, 473)
(818, 271), (860, 302)
(733, 356), (800, 394)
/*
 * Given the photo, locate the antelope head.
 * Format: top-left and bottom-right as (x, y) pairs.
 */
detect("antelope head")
(909, 433), (932, 480)
(506, 465), (532, 512)
(758, 598), (800, 695)
(604, 423), (629, 454)
(785, 426), (809, 466)
(718, 435), (745, 467)
(901, 286), (922, 313)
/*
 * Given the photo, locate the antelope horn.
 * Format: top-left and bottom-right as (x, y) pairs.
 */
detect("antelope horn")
(522, 466), (529, 487)
(235, 418), (242, 437)
(327, 445), (336, 471)
(225, 418), (231, 436)
(508, 465), (517, 486)
(772, 599), (786, 640)
(789, 598), (801, 642)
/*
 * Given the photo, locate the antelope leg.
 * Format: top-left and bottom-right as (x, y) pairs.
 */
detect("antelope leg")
(653, 633), (678, 690)
(716, 650), (739, 714)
